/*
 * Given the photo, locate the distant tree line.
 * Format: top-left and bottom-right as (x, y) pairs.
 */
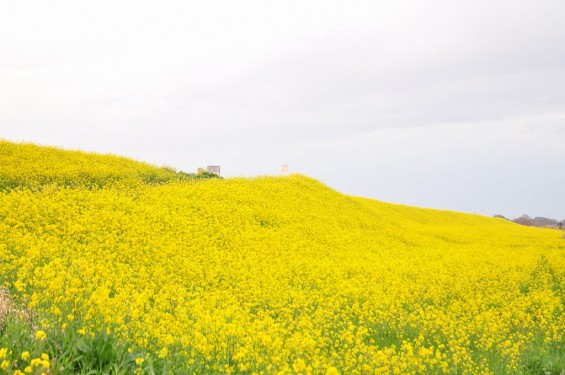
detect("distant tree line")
(496, 214), (564, 229)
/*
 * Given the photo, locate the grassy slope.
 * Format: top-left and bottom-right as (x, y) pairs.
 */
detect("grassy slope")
(0, 140), (185, 189)
(1, 140), (564, 374)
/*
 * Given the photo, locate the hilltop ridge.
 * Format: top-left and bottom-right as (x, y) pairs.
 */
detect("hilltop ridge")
(0, 140), (218, 189)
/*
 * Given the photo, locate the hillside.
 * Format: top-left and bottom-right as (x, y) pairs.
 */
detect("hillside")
(1, 141), (564, 374)
(0, 140), (191, 189)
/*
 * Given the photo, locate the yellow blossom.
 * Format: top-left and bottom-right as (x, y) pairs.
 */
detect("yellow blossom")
(34, 330), (47, 341)
(293, 359), (307, 372)
(1, 360), (10, 370)
(158, 347), (169, 359)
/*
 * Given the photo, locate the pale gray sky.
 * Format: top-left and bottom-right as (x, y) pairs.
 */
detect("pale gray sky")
(1, 0), (564, 219)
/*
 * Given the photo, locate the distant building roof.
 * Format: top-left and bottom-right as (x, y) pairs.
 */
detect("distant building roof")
(207, 166), (220, 175)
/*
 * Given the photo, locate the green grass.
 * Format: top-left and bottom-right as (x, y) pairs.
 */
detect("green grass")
(0, 312), (180, 374)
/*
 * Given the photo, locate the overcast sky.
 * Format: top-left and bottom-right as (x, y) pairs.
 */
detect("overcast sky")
(1, 0), (564, 219)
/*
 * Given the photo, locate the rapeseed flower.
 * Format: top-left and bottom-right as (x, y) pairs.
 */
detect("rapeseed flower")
(1, 360), (10, 370)
(34, 330), (47, 341)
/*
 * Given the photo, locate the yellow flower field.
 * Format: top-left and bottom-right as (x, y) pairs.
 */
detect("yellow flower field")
(0, 140), (182, 189)
(0, 141), (564, 374)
